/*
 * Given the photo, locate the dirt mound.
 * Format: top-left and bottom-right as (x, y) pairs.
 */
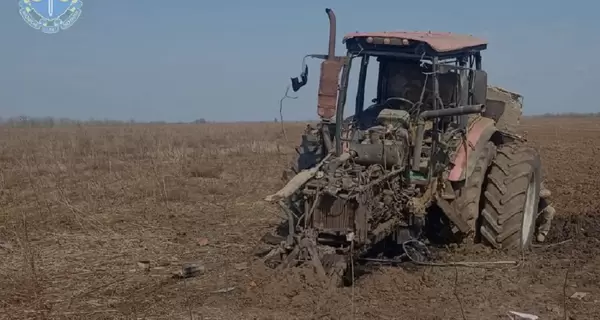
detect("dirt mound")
(250, 211), (600, 319)
(546, 210), (600, 242)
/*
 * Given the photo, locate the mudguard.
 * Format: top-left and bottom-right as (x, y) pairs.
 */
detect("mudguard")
(448, 116), (497, 181)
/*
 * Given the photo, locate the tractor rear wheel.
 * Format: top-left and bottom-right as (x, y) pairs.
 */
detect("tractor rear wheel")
(453, 141), (497, 237)
(479, 143), (541, 250)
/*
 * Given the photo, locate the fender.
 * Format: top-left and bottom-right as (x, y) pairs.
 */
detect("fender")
(448, 116), (497, 181)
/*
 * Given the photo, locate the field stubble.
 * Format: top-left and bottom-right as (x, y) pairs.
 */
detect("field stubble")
(0, 117), (599, 319)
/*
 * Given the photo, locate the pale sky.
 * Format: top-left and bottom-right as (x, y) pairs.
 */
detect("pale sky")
(1, 0), (597, 122)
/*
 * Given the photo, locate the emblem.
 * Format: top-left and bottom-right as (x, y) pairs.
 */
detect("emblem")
(19, 0), (83, 34)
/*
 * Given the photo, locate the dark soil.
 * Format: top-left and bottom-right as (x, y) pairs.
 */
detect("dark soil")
(1, 118), (599, 319)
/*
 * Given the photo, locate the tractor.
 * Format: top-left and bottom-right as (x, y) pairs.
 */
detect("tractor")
(260, 8), (543, 286)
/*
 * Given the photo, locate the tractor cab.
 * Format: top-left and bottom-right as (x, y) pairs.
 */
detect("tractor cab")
(289, 9), (491, 158)
(341, 31), (489, 131)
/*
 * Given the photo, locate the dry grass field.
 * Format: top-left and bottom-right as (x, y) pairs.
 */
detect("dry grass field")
(1, 116), (599, 320)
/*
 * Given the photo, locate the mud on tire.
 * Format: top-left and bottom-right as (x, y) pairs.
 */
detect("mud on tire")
(480, 143), (541, 250)
(453, 141), (497, 236)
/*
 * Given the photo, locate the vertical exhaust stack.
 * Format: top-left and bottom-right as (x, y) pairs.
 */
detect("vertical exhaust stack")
(317, 8), (343, 121)
(326, 8), (336, 59)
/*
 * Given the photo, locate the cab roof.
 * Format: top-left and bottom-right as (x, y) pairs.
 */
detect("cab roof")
(343, 31), (487, 56)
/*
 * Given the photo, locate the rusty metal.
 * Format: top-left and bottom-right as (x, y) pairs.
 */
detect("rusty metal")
(448, 116), (496, 181)
(317, 60), (343, 120)
(317, 8), (344, 121)
(312, 195), (356, 231)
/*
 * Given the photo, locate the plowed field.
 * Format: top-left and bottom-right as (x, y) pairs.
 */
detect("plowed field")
(0, 116), (599, 320)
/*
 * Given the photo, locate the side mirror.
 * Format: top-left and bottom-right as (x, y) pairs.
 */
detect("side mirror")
(291, 65), (309, 92)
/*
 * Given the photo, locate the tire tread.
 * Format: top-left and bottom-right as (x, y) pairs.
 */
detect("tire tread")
(479, 143), (541, 250)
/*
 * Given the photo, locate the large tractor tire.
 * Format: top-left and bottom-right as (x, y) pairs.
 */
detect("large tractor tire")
(479, 143), (541, 250)
(453, 141), (497, 235)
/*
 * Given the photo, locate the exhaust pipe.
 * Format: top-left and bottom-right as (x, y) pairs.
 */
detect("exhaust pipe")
(317, 8), (343, 121)
(325, 8), (336, 59)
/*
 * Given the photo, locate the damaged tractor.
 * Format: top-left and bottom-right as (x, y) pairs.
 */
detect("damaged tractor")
(260, 8), (552, 286)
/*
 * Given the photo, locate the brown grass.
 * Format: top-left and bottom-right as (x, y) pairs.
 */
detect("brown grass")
(0, 123), (303, 319)
(0, 117), (599, 319)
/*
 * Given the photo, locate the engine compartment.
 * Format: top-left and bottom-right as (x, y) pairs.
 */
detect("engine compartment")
(350, 108), (411, 169)
(298, 108), (430, 251)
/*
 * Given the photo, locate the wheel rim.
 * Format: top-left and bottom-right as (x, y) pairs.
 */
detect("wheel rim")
(521, 173), (537, 248)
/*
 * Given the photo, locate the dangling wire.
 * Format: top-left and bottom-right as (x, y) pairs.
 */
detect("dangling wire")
(278, 54), (327, 143)
(279, 85), (297, 143)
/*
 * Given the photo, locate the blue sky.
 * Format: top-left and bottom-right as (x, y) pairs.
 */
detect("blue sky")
(1, 0), (597, 122)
